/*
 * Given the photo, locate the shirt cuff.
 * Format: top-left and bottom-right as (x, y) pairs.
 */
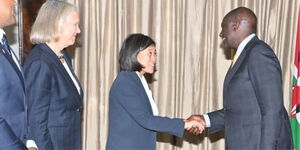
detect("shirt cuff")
(26, 140), (38, 149)
(203, 114), (211, 128)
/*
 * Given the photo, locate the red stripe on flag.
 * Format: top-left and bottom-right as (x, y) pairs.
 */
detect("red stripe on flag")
(291, 7), (300, 150)
(292, 8), (300, 118)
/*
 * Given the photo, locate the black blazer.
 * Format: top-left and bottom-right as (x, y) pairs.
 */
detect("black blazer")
(208, 36), (293, 149)
(23, 43), (83, 150)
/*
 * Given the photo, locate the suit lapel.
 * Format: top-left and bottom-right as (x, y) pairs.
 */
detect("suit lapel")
(61, 50), (84, 100)
(128, 71), (154, 115)
(224, 36), (259, 90)
(40, 44), (82, 104)
(0, 43), (25, 91)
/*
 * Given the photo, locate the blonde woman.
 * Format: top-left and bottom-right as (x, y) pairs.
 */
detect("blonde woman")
(23, 1), (83, 149)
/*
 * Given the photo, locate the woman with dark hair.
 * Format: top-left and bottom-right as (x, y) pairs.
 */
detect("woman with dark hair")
(106, 33), (203, 149)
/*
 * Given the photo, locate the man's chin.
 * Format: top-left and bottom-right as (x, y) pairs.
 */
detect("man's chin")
(221, 41), (231, 50)
(5, 19), (16, 27)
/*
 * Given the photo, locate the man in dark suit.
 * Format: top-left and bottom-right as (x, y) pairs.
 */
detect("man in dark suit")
(0, 0), (36, 149)
(187, 7), (293, 149)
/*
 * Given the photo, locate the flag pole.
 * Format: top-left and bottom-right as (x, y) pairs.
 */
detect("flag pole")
(17, 0), (23, 64)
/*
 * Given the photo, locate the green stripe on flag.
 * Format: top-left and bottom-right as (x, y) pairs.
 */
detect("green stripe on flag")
(293, 76), (297, 86)
(291, 118), (300, 150)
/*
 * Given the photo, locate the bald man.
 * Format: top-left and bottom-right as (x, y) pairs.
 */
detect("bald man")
(187, 7), (293, 149)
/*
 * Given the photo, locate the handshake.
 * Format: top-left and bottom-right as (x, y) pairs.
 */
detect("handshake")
(184, 115), (206, 135)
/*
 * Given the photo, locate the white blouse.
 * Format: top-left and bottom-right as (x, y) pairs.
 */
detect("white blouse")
(62, 61), (81, 95)
(136, 72), (159, 116)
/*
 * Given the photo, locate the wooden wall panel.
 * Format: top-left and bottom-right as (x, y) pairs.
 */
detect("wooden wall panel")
(22, 0), (45, 60)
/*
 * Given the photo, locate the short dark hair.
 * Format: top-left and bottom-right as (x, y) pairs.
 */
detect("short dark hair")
(225, 7), (257, 33)
(119, 33), (156, 71)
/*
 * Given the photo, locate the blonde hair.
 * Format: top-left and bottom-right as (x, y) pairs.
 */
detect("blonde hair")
(30, 0), (77, 44)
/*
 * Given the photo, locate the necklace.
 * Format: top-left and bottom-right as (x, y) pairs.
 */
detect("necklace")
(58, 55), (64, 59)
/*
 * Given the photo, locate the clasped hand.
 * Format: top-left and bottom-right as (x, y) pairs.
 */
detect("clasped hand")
(184, 115), (206, 135)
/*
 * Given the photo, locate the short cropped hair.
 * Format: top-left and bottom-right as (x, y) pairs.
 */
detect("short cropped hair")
(119, 33), (156, 71)
(225, 7), (257, 33)
(30, 0), (77, 44)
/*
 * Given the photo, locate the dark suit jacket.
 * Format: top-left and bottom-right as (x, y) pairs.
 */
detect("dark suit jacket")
(106, 71), (184, 150)
(208, 36), (293, 149)
(0, 42), (27, 149)
(23, 43), (83, 150)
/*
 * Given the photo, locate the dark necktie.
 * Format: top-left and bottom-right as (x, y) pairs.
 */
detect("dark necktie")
(1, 35), (11, 55)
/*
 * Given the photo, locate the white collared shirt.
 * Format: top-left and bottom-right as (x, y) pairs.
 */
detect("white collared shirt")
(0, 28), (5, 40)
(62, 61), (81, 95)
(234, 33), (256, 60)
(136, 72), (159, 116)
(0, 28), (21, 70)
(203, 33), (256, 128)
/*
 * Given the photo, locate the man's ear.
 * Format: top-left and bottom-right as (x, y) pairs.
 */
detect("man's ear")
(232, 20), (240, 31)
(232, 16), (241, 31)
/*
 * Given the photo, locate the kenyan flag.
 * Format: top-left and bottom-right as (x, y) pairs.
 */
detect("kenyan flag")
(291, 7), (300, 150)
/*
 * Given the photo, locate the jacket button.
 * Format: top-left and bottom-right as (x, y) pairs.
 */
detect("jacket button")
(76, 108), (80, 112)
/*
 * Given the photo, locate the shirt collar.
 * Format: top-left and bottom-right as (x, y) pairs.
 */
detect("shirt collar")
(0, 28), (5, 44)
(236, 33), (256, 56)
(135, 71), (143, 79)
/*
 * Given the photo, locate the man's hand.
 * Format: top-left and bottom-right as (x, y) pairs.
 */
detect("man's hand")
(28, 148), (37, 150)
(184, 115), (206, 135)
